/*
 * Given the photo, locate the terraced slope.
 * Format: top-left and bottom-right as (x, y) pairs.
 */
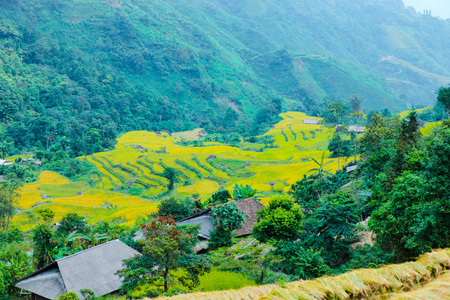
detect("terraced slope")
(12, 170), (159, 231)
(82, 112), (337, 202)
(153, 249), (450, 300)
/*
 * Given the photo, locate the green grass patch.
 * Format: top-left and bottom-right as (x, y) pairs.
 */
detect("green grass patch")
(197, 269), (256, 292)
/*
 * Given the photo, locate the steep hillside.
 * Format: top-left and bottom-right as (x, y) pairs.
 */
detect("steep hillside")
(0, 0), (449, 153)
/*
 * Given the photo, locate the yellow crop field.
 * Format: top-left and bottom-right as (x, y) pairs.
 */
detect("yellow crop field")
(421, 122), (442, 136)
(178, 180), (221, 198)
(13, 169), (158, 231)
(398, 106), (432, 119)
(39, 170), (71, 185)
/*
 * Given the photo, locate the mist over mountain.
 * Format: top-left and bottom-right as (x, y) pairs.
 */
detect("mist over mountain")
(0, 0), (449, 152)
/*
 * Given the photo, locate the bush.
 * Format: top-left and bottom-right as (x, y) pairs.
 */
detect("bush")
(155, 198), (192, 221)
(253, 196), (304, 243)
(273, 182), (285, 193)
(337, 244), (395, 272)
(56, 213), (88, 236)
(56, 291), (80, 300)
(272, 241), (331, 280)
(0, 228), (23, 244)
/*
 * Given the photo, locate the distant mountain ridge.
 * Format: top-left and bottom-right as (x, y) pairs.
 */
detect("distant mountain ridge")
(0, 0), (449, 152)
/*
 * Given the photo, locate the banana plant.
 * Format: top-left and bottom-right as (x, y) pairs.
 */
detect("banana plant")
(78, 233), (110, 247)
(233, 184), (257, 200)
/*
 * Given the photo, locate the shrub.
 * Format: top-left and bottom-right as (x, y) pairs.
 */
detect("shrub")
(56, 291), (80, 300)
(253, 196), (304, 243)
(156, 198), (192, 221)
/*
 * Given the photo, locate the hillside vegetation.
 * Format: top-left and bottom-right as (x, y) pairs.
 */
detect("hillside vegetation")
(0, 0), (449, 156)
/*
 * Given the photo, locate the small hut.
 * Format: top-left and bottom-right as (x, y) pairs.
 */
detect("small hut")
(303, 119), (319, 125)
(348, 125), (366, 134)
(0, 159), (13, 166)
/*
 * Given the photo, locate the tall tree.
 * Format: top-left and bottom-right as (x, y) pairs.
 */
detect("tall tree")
(324, 101), (348, 126)
(305, 191), (358, 266)
(118, 216), (210, 295)
(0, 181), (20, 232)
(32, 224), (55, 269)
(209, 202), (246, 250)
(162, 167), (177, 190)
(437, 86), (450, 117)
(0, 142), (13, 160)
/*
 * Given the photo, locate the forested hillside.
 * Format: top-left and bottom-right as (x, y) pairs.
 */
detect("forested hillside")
(0, 0), (449, 156)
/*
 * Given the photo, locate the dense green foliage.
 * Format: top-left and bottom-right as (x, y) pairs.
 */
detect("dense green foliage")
(370, 124), (450, 259)
(204, 190), (232, 208)
(155, 198), (192, 221)
(56, 213), (88, 236)
(0, 182), (20, 231)
(209, 203), (246, 250)
(0, 0), (449, 158)
(253, 196), (304, 243)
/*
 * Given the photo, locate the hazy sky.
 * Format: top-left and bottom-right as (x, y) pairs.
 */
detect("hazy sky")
(403, 0), (450, 19)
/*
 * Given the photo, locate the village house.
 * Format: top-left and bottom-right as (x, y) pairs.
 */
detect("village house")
(0, 159), (13, 166)
(347, 125), (366, 134)
(15, 240), (139, 300)
(177, 197), (264, 240)
(133, 198), (264, 252)
(303, 119), (319, 125)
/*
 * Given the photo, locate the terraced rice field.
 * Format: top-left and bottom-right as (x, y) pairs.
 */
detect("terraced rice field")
(83, 112), (338, 201)
(9, 112), (340, 230)
(12, 171), (158, 231)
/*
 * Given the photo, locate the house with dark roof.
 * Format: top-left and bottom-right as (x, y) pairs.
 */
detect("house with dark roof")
(16, 240), (140, 300)
(177, 198), (265, 239)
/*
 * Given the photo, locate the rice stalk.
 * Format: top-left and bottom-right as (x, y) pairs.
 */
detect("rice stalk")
(387, 271), (450, 299)
(152, 249), (450, 300)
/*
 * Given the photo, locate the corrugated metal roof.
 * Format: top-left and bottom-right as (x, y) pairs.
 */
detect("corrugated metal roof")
(177, 215), (215, 239)
(346, 165), (358, 173)
(303, 119), (319, 124)
(16, 264), (65, 299)
(16, 240), (140, 299)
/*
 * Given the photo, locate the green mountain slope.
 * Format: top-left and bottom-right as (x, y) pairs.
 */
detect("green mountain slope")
(0, 0), (449, 154)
